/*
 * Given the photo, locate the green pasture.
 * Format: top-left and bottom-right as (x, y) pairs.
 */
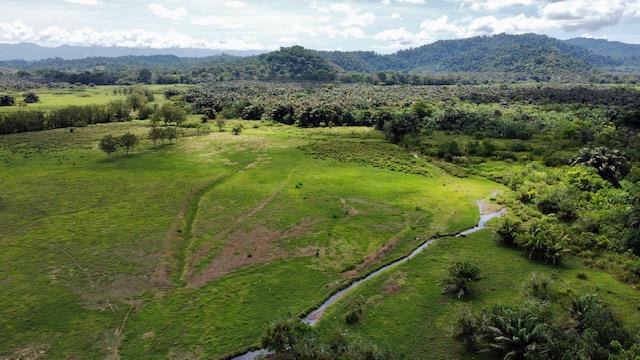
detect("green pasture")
(315, 229), (640, 359)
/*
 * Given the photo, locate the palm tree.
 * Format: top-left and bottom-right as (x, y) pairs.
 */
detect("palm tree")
(483, 306), (550, 360)
(442, 262), (482, 299)
(568, 294), (600, 331)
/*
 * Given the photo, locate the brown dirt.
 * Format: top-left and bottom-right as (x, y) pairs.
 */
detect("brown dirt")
(383, 272), (407, 295)
(181, 171), (294, 282)
(0, 344), (49, 360)
(189, 219), (314, 288)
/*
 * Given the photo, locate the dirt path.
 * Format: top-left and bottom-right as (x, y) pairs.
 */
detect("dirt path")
(185, 171), (296, 287)
(151, 158), (263, 288)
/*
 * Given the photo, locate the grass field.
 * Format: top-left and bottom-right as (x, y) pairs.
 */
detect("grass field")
(2, 87), (639, 359)
(0, 112), (501, 359)
(0, 84), (183, 113)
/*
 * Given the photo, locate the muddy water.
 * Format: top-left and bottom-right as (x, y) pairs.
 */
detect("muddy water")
(231, 204), (505, 360)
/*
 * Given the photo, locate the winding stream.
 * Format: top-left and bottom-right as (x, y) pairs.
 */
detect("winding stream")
(231, 203), (506, 360)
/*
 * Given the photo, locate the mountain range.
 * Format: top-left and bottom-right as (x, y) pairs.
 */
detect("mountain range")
(1, 34), (639, 81)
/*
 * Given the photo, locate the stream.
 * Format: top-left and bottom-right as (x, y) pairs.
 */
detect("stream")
(231, 203), (506, 360)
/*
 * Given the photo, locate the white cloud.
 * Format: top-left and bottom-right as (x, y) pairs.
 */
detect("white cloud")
(191, 16), (244, 29)
(292, 24), (366, 39)
(420, 15), (464, 35)
(148, 3), (188, 21)
(276, 37), (298, 45)
(225, 1), (247, 9)
(312, 3), (376, 27)
(0, 20), (264, 50)
(390, 13), (402, 20)
(464, 0), (537, 11)
(374, 27), (414, 42)
(64, 0), (101, 5)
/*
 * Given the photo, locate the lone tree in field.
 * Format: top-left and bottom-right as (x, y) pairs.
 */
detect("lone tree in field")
(118, 132), (139, 155)
(571, 146), (630, 186)
(99, 135), (118, 157)
(232, 124), (243, 136)
(23, 92), (39, 104)
(442, 262), (482, 299)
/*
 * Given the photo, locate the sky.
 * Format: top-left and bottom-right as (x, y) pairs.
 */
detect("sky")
(1, 0), (640, 53)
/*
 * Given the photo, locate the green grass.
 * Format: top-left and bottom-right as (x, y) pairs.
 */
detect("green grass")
(2, 89), (638, 359)
(0, 84), (186, 113)
(315, 230), (640, 359)
(0, 116), (501, 359)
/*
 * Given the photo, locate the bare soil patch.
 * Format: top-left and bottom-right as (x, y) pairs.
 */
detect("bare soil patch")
(189, 219), (314, 288)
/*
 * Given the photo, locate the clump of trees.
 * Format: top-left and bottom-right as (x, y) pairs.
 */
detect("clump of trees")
(262, 317), (394, 359)
(0, 101), (132, 135)
(453, 290), (636, 359)
(99, 132), (139, 157)
(147, 103), (186, 144)
(571, 147), (631, 186)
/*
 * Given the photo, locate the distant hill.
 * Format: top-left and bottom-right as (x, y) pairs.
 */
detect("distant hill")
(0, 43), (262, 61)
(565, 37), (640, 66)
(1, 34), (639, 84)
(322, 34), (620, 74)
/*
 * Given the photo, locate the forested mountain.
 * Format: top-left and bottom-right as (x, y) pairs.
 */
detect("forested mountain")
(322, 34), (619, 74)
(566, 37), (640, 66)
(1, 34), (639, 85)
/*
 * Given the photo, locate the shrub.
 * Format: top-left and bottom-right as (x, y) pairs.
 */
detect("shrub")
(520, 218), (570, 265)
(482, 302), (551, 359)
(23, 92), (39, 103)
(535, 185), (578, 222)
(0, 94), (16, 106)
(493, 215), (521, 246)
(522, 273), (555, 301)
(452, 307), (483, 351)
(232, 124), (244, 135)
(442, 262), (482, 299)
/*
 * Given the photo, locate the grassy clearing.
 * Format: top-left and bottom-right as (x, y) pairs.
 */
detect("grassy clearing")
(1, 114), (501, 359)
(0, 84), (185, 113)
(315, 229), (640, 359)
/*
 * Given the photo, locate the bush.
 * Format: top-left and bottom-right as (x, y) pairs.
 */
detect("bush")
(535, 185), (578, 222)
(345, 298), (365, 325)
(23, 92), (39, 103)
(493, 215), (522, 246)
(520, 218), (570, 265)
(453, 307), (482, 351)
(522, 273), (555, 301)
(0, 94), (16, 106)
(442, 262), (482, 299)
(232, 124), (243, 135)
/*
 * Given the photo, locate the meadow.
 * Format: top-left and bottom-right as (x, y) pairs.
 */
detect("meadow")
(0, 88), (500, 359)
(1, 84), (639, 359)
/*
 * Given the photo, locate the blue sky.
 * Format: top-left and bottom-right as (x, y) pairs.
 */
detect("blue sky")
(1, 0), (639, 53)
